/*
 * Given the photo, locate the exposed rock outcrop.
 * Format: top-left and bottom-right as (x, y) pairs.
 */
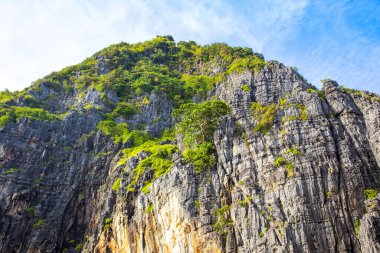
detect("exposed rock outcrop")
(0, 39), (380, 253)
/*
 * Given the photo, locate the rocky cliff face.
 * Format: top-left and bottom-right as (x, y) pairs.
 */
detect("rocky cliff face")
(0, 37), (380, 253)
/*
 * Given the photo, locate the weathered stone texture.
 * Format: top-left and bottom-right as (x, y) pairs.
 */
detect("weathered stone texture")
(1, 62), (379, 252)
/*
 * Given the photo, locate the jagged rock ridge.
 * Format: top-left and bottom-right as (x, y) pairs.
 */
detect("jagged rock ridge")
(0, 36), (380, 253)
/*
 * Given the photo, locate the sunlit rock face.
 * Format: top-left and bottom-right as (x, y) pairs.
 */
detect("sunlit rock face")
(0, 37), (379, 253)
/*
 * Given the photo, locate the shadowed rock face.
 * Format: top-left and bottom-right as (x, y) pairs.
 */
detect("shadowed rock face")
(1, 56), (380, 252)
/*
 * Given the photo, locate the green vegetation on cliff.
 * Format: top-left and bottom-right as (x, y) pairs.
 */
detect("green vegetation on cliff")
(183, 142), (216, 173)
(363, 188), (378, 200)
(115, 130), (178, 193)
(1, 36), (380, 252)
(213, 205), (234, 235)
(0, 36), (316, 197)
(173, 100), (230, 173)
(250, 102), (278, 134)
(11, 36), (266, 108)
(173, 100), (231, 147)
(275, 156), (295, 178)
(0, 104), (61, 128)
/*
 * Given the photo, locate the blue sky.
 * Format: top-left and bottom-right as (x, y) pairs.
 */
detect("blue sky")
(0, 0), (379, 94)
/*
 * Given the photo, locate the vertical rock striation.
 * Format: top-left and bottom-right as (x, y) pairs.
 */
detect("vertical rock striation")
(0, 38), (379, 253)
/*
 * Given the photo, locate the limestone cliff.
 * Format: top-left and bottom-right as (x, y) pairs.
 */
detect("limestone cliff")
(0, 36), (379, 253)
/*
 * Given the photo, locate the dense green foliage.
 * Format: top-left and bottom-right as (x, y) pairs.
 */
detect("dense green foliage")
(363, 188), (378, 200)
(250, 102), (278, 134)
(173, 100), (230, 173)
(96, 107), (152, 145)
(181, 74), (220, 101)
(126, 143), (177, 192)
(12, 106), (60, 121)
(0, 89), (20, 103)
(0, 104), (60, 128)
(110, 102), (139, 119)
(227, 56), (266, 74)
(173, 100), (231, 148)
(183, 142), (216, 173)
(1, 36), (267, 160)
(22, 94), (41, 107)
(24, 36), (266, 108)
(97, 120), (129, 143)
(116, 131), (178, 193)
(0, 109), (15, 128)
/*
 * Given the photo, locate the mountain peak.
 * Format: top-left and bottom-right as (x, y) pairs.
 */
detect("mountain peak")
(1, 37), (380, 252)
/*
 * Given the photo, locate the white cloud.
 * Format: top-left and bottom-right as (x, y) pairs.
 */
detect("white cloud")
(0, 0), (310, 91)
(0, 0), (125, 90)
(273, 1), (380, 94)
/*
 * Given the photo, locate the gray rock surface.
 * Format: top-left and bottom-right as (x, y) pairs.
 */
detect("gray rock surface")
(1, 62), (380, 253)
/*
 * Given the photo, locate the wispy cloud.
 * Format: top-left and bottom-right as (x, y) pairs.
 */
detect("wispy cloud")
(272, 0), (380, 94)
(1, 0), (379, 94)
